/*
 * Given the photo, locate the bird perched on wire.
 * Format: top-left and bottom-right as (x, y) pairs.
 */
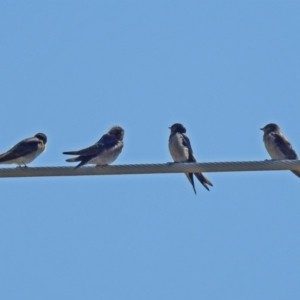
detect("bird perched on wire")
(63, 126), (124, 169)
(168, 123), (213, 194)
(261, 123), (300, 178)
(0, 133), (47, 167)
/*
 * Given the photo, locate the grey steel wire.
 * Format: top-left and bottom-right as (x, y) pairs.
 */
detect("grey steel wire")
(0, 160), (300, 178)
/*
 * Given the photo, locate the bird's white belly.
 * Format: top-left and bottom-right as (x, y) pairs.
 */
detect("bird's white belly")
(264, 137), (285, 159)
(169, 136), (189, 162)
(88, 147), (122, 166)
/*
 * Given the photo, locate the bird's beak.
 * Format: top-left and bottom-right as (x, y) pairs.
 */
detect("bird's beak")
(168, 127), (171, 129)
(260, 128), (264, 131)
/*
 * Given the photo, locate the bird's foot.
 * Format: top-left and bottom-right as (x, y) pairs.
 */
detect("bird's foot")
(16, 165), (28, 169)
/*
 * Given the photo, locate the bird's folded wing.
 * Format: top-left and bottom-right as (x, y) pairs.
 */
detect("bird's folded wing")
(273, 133), (298, 159)
(0, 138), (40, 162)
(182, 133), (196, 162)
(63, 134), (120, 156)
(63, 143), (105, 156)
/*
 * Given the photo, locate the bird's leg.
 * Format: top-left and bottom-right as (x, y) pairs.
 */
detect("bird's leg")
(16, 164), (27, 169)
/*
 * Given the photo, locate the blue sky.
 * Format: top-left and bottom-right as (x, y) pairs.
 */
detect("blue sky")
(0, 1), (300, 299)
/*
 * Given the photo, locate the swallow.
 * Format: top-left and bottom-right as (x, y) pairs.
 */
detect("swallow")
(0, 133), (47, 167)
(261, 123), (300, 178)
(63, 126), (124, 169)
(168, 123), (213, 194)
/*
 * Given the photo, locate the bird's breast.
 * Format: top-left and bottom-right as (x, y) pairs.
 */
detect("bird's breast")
(89, 142), (123, 165)
(264, 134), (286, 159)
(169, 134), (189, 162)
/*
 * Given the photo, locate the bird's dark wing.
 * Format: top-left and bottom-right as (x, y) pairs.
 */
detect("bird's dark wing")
(181, 133), (197, 194)
(97, 134), (119, 148)
(63, 134), (118, 156)
(194, 172), (213, 191)
(182, 133), (196, 162)
(0, 137), (40, 162)
(72, 157), (94, 169)
(63, 143), (105, 156)
(273, 133), (298, 159)
(185, 173), (197, 194)
(181, 133), (213, 191)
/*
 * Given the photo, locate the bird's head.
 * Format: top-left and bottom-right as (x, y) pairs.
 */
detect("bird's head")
(35, 133), (47, 144)
(108, 126), (125, 140)
(260, 123), (281, 134)
(169, 123), (186, 134)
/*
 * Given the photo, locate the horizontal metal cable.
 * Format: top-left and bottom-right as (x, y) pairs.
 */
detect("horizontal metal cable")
(0, 160), (300, 178)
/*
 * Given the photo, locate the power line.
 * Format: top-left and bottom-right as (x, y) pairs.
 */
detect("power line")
(0, 160), (300, 178)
